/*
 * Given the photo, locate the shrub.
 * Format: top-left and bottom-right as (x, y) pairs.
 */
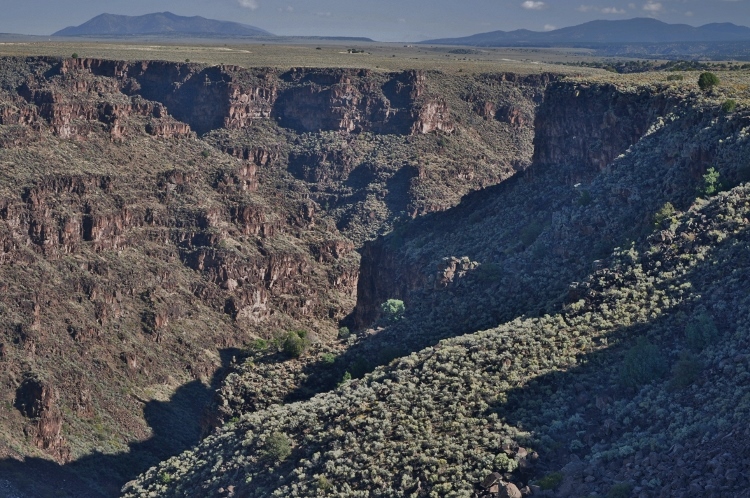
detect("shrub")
(721, 99), (737, 113)
(669, 350), (702, 390)
(607, 482), (633, 498)
(699, 167), (722, 197)
(321, 353), (336, 366)
(283, 331), (309, 358)
(698, 72), (720, 90)
(666, 74), (683, 81)
(620, 337), (667, 388)
(201, 149), (211, 158)
(537, 472), (564, 490)
(494, 452), (518, 472)
(317, 475), (333, 490)
(653, 202), (676, 228)
(685, 310), (719, 351)
(338, 371), (352, 386)
(337, 326), (350, 340)
(71, 53), (79, 59)
(577, 189), (592, 206)
(380, 299), (405, 323)
(263, 432), (292, 461)
(249, 338), (268, 351)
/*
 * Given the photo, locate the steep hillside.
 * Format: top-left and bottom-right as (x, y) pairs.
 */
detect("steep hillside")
(125, 153), (750, 498)
(123, 72), (750, 497)
(0, 56), (550, 495)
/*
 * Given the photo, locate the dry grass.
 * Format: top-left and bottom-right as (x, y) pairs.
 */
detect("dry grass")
(0, 41), (606, 76)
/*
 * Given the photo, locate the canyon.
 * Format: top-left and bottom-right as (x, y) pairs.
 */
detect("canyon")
(0, 55), (545, 496)
(0, 54), (748, 497)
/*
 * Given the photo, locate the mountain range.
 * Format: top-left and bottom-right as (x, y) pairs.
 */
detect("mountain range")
(53, 12), (272, 37)
(422, 18), (750, 46)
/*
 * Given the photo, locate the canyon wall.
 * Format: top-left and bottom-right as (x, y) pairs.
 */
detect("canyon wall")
(20, 58), (454, 137)
(348, 82), (726, 334)
(0, 55), (548, 473)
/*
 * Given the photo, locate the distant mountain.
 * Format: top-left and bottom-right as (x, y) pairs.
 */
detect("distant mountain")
(422, 18), (750, 46)
(53, 12), (273, 37)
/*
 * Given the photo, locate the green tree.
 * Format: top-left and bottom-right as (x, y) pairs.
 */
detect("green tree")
(669, 350), (702, 390)
(721, 99), (737, 113)
(620, 337), (667, 388)
(653, 202), (676, 228)
(283, 330), (309, 358)
(699, 167), (722, 197)
(380, 299), (405, 323)
(337, 326), (350, 340)
(698, 72), (720, 91)
(263, 432), (292, 461)
(685, 309), (719, 351)
(607, 483), (633, 498)
(338, 371), (352, 386)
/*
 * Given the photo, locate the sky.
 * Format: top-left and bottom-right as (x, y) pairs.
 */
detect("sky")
(1, 0), (749, 42)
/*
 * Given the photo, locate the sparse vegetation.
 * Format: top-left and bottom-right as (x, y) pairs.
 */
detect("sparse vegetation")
(1, 49), (749, 498)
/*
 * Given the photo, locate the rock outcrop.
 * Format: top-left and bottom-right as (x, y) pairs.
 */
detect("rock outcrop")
(15, 377), (70, 462)
(533, 82), (674, 182)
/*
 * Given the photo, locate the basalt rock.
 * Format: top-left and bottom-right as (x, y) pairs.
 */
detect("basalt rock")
(533, 82), (675, 182)
(15, 377), (70, 462)
(10, 59), (455, 139)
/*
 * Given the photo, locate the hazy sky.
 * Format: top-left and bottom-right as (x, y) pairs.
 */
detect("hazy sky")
(2, 0), (749, 42)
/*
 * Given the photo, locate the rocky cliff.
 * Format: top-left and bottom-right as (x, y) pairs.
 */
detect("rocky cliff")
(124, 69), (750, 498)
(0, 55), (556, 496)
(349, 79), (748, 339)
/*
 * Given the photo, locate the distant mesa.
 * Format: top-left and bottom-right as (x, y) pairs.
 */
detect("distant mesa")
(422, 18), (750, 46)
(53, 12), (273, 38)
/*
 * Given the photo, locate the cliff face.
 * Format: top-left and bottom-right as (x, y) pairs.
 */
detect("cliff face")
(0, 55), (552, 486)
(533, 82), (674, 181)
(24, 58), (453, 137)
(349, 81), (745, 335)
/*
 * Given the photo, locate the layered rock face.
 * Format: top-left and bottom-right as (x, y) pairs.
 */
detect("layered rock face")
(23, 58), (453, 137)
(0, 55), (552, 490)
